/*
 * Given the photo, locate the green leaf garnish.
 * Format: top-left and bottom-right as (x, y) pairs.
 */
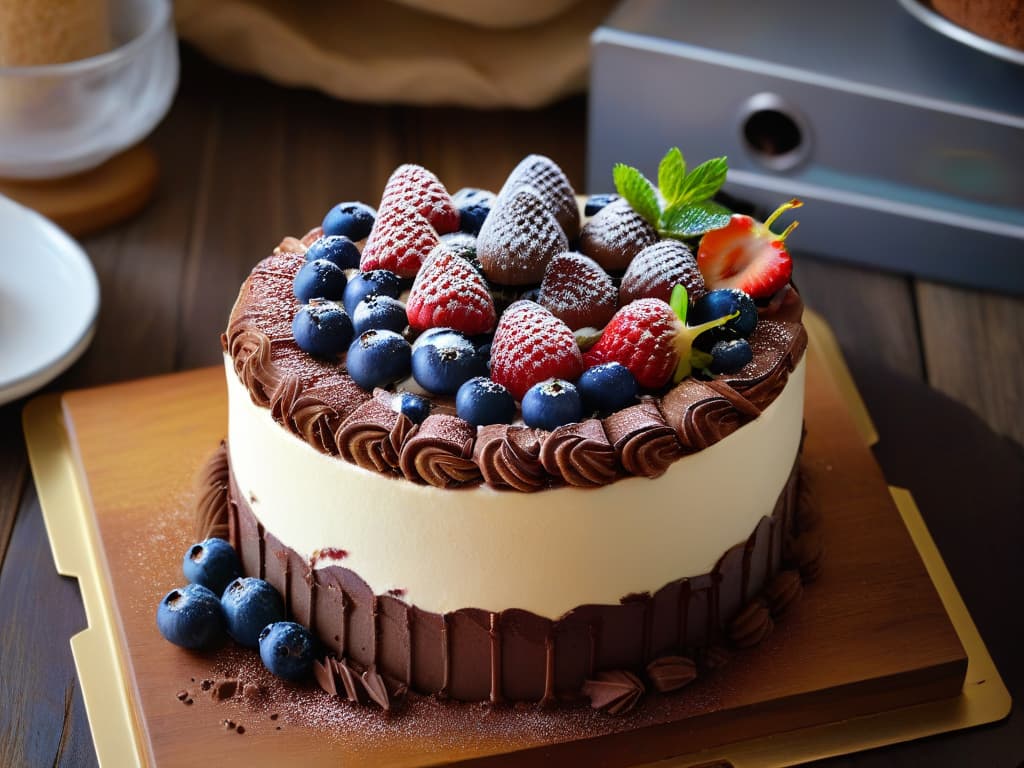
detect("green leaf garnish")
(669, 284), (688, 326)
(667, 283), (738, 383)
(610, 148), (732, 239)
(613, 163), (660, 227)
(657, 147), (687, 207)
(679, 156), (728, 204)
(660, 200), (733, 238)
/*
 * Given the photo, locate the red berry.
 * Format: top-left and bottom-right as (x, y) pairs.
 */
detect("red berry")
(697, 199), (801, 300)
(360, 205), (439, 278)
(406, 245), (496, 335)
(583, 299), (682, 390)
(490, 301), (584, 401)
(379, 164), (459, 235)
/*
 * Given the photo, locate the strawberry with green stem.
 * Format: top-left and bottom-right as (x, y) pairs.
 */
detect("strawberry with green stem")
(583, 285), (738, 389)
(697, 199), (803, 299)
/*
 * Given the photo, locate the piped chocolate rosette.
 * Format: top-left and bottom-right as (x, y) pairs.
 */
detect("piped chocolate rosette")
(201, 148), (817, 715)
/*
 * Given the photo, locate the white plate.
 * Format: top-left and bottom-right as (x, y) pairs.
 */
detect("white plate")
(0, 195), (99, 406)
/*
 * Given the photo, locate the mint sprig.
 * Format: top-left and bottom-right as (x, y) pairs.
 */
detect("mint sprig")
(613, 148), (732, 239)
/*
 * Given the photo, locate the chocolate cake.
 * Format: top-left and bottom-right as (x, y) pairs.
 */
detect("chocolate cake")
(196, 151), (820, 714)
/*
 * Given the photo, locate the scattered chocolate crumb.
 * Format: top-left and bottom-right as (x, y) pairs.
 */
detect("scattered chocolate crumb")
(269, 713), (279, 721)
(221, 719), (236, 731)
(184, 698), (193, 706)
(243, 683), (263, 701)
(211, 679), (238, 701)
(190, 677), (195, 683)
(201, 679), (214, 691)
(275, 726), (281, 731)
(236, 726), (246, 735)
(175, 690), (189, 701)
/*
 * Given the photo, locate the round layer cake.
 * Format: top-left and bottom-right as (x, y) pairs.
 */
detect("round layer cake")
(203, 154), (816, 709)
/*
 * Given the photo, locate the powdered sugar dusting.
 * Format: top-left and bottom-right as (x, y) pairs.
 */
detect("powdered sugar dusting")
(379, 164), (459, 235)
(477, 187), (568, 285)
(490, 301), (584, 400)
(620, 240), (705, 305)
(361, 205), (439, 278)
(406, 246), (496, 334)
(579, 199), (658, 272)
(538, 252), (617, 330)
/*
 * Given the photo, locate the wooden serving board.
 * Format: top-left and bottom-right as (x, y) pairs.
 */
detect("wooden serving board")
(27, 320), (989, 767)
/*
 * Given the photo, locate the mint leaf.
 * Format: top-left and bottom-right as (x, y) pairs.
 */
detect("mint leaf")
(613, 163), (660, 227)
(680, 156), (728, 204)
(657, 147), (687, 206)
(660, 200), (732, 238)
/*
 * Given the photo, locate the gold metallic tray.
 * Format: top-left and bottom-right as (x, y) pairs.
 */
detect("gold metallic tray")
(23, 314), (1009, 766)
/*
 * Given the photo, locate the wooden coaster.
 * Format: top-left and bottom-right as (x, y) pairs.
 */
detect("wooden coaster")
(0, 144), (158, 237)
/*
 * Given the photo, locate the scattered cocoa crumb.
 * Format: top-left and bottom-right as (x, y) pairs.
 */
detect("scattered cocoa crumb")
(221, 719), (236, 731)
(175, 690), (188, 701)
(184, 698), (193, 706)
(236, 726), (246, 735)
(211, 679), (238, 701)
(275, 726), (281, 730)
(243, 683), (263, 701)
(269, 713), (279, 721)
(201, 679), (214, 692)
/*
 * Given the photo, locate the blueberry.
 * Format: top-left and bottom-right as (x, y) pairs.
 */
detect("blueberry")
(305, 235), (360, 270)
(584, 193), (620, 217)
(292, 299), (354, 359)
(346, 329), (412, 390)
(519, 287), (541, 303)
(352, 294), (408, 336)
(522, 379), (583, 430)
(258, 621), (316, 681)
(577, 363), (638, 416)
(411, 328), (487, 395)
(294, 258), (347, 303)
(708, 338), (753, 374)
(452, 188), (496, 236)
(182, 538), (240, 595)
(691, 289), (758, 350)
(220, 577), (285, 649)
(390, 391), (431, 423)
(322, 201), (376, 241)
(343, 269), (402, 315)
(456, 377), (516, 426)
(157, 583), (225, 650)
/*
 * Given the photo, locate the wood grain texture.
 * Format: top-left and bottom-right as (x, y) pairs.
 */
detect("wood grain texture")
(916, 281), (1024, 446)
(0, 489), (95, 768)
(0, 403), (27, 568)
(55, 349), (965, 767)
(794, 255), (924, 382)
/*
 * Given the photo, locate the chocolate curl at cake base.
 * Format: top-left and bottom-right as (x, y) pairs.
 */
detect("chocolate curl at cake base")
(539, 418), (617, 487)
(646, 655), (698, 693)
(336, 396), (414, 474)
(194, 442), (230, 541)
(602, 399), (683, 478)
(581, 670), (645, 715)
(399, 414), (481, 487)
(474, 424), (547, 491)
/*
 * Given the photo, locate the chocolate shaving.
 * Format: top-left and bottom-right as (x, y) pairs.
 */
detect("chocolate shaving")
(539, 419), (617, 487)
(313, 658), (338, 697)
(194, 442), (230, 541)
(581, 669), (645, 715)
(210, 678), (237, 701)
(646, 655), (698, 693)
(602, 399), (683, 478)
(361, 666), (392, 712)
(315, 657), (393, 711)
(764, 569), (803, 616)
(729, 600), (774, 648)
(399, 414), (480, 487)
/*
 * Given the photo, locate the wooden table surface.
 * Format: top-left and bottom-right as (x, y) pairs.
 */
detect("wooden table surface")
(1, 48), (1021, 767)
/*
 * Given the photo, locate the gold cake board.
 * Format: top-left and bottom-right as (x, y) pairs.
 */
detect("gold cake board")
(22, 314), (1010, 767)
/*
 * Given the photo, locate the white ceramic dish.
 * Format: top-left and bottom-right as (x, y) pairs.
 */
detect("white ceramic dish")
(0, 196), (99, 405)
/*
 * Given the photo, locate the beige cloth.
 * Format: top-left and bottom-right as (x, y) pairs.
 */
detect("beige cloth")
(174, 0), (618, 108)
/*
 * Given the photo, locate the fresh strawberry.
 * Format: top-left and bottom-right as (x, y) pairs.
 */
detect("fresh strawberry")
(477, 187), (568, 286)
(379, 164), (460, 235)
(490, 301), (584, 401)
(697, 199), (802, 299)
(538, 251), (617, 330)
(360, 205), (439, 278)
(406, 244), (496, 335)
(584, 286), (739, 389)
(498, 154), (580, 239)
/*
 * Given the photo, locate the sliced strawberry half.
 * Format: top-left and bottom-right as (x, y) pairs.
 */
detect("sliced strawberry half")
(490, 301), (584, 401)
(697, 199), (802, 300)
(406, 245), (496, 335)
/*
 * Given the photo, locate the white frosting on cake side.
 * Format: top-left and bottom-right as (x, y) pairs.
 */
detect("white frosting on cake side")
(226, 355), (806, 618)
